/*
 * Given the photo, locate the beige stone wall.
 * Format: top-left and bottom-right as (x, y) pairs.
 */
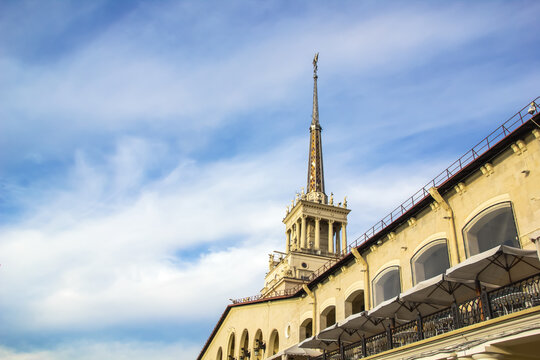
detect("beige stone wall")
(200, 129), (540, 360)
(366, 130), (540, 304)
(203, 261), (367, 360)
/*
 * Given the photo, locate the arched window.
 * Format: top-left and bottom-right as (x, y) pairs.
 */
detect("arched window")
(227, 333), (235, 360)
(239, 329), (249, 360)
(252, 330), (264, 360)
(411, 239), (450, 285)
(320, 305), (336, 329)
(299, 318), (313, 341)
(372, 266), (401, 306)
(217, 347), (222, 360)
(268, 329), (279, 355)
(344, 290), (364, 317)
(463, 202), (520, 257)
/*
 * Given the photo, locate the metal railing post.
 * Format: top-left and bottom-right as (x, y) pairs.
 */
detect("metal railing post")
(386, 327), (393, 350)
(481, 289), (492, 320)
(416, 315), (424, 340)
(361, 335), (367, 357)
(451, 302), (461, 329)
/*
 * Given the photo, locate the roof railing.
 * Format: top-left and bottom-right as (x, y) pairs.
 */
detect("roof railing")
(346, 96), (539, 253)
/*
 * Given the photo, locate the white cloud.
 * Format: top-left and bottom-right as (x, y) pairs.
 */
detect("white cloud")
(0, 132), (454, 333)
(0, 341), (199, 360)
(0, 136), (306, 331)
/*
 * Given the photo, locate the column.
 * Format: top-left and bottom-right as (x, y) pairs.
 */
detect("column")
(341, 223), (347, 254)
(286, 230), (291, 252)
(314, 217), (321, 250)
(328, 220), (334, 253)
(297, 219), (302, 248)
(301, 215), (307, 249)
(335, 226), (341, 253)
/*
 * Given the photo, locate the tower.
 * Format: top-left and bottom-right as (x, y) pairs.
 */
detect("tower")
(262, 54), (351, 297)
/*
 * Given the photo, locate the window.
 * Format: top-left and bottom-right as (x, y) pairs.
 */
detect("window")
(411, 239), (450, 285)
(463, 202), (520, 257)
(217, 347), (222, 360)
(252, 330), (264, 360)
(372, 266), (401, 306)
(268, 329), (279, 355)
(227, 333), (235, 359)
(239, 329), (249, 360)
(320, 305), (336, 329)
(299, 318), (313, 341)
(344, 290), (364, 317)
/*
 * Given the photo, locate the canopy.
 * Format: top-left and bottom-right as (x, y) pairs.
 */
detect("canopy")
(317, 323), (362, 343)
(400, 274), (480, 307)
(338, 311), (386, 336)
(367, 296), (430, 321)
(298, 335), (339, 351)
(445, 245), (540, 286)
(367, 296), (404, 318)
(266, 343), (321, 360)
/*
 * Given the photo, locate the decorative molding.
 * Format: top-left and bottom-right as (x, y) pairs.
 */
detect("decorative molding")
(462, 194), (511, 225)
(454, 182), (466, 195)
(480, 163), (495, 177)
(511, 140), (527, 155)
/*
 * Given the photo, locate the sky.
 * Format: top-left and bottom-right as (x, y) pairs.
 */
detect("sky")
(0, 1), (539, 359)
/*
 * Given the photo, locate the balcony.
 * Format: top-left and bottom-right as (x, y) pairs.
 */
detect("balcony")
(309, 272), (540, 360)
(299, 245), (540, 360)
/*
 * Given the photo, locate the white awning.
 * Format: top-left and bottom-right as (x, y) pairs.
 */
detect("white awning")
(298, 335), (339, 351)
(337, 311), (386, 337)
(317, 322), (362, 343)
(266, 343), (321, 360)
(400, 274), (479, 307)
(445, 245), (540, 286)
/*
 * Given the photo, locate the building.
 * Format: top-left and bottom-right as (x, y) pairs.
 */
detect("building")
(197, 58), (540, 360)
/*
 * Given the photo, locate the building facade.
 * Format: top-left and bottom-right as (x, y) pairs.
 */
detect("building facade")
(197, 60), (540, 360)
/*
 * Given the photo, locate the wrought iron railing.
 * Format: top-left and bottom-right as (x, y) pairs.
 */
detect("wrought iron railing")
(422, 307), (454, 339)
(392, 319), (420, 348)
(365, 331), (389, 357)
(312, 273), (540, 360)
(231, 97), (539, 306)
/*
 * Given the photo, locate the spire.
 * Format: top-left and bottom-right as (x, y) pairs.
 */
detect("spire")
(306, 53), (327, 204)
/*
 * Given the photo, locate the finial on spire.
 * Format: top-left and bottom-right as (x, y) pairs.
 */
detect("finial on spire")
(311, 53), (320, 127)
(313, 52), (319, 77)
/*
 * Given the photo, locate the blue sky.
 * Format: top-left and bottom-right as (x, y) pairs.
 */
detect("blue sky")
(0, 1), (539, 359)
